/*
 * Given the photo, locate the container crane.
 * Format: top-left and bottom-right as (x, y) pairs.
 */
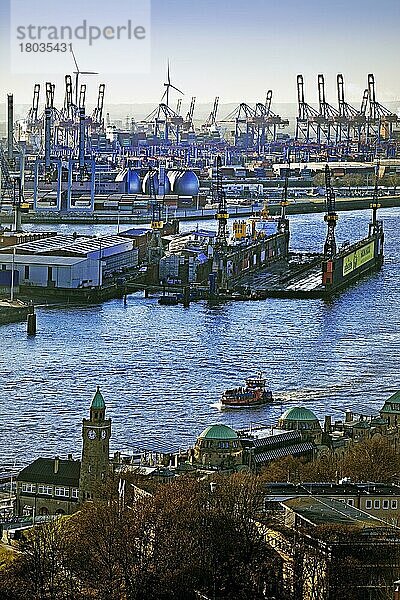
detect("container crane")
(202, 97), (219, 132)
(335, 74), (363, 149)
(142, 64), (184, 144)
(316, 74), (339, 145)
(295, 74), (320, 143)
(366, 74), (398, 147)
(183, 97), (196, 132)
(221, 103), (256, 149)
(91, 84), (106, 131)
(254, 90), (289, 147)
(323, 164), (338, 258)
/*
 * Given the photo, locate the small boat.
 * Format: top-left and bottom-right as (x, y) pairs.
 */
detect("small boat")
(220, 372), (273, 408)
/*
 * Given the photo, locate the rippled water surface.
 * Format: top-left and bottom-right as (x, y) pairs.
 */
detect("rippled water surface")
(1, 208), (399, 468)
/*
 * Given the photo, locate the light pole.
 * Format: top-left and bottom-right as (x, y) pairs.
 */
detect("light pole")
(10, 247), (15, 302)
(98, 237), (102, 288)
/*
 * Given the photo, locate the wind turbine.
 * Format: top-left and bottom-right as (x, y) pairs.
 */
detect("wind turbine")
(161, 61), (183, 108)
(70, 47), (98, 105)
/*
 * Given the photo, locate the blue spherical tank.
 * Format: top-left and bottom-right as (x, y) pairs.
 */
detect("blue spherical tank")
(174, 170), (199, 196)
(127, 169), (141, 194)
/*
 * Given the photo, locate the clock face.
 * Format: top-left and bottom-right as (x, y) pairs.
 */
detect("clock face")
(87, 429), (96, 440)
(101, 430), (107, 440)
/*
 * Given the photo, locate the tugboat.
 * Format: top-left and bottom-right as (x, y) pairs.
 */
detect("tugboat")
(220, 373), (273, 408)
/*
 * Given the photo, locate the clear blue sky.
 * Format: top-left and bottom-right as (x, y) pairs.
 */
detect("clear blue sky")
(0, 0), (399, 106)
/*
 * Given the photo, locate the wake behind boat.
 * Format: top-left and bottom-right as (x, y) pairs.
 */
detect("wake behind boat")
(219, 372), (273, 409)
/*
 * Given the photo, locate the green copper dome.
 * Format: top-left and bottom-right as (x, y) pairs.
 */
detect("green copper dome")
(91, 386), (105, 410)
(386, 391), (400, 404)
(280, 406), (318, 422)
(199, 424), (238, 440)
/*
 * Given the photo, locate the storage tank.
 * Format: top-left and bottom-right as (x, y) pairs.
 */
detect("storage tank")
(174, 170), (199, 196)
(127, 169), (141, 194)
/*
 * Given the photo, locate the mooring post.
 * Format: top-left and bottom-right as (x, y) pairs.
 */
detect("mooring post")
(183, 285), (190, 308)
(27, 304), (37, 336)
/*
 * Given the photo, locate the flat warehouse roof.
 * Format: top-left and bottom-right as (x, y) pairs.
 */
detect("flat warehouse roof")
(0, 235), (132, 256)
(0, 255), (87, 267)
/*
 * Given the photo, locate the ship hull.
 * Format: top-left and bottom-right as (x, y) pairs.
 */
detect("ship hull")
(220, 392), (273, 409)
(322, 227), (384, 297)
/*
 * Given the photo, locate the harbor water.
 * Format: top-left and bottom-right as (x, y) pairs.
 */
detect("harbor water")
(1, 207), (399, 469)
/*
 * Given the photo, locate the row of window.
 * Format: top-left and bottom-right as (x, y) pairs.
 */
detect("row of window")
(342, 497), (398, 510)
(201, 441), (239, 449)
(366, 499), (397, 510)
(1, 265), (54, 280)
(21, 483), (78, 498)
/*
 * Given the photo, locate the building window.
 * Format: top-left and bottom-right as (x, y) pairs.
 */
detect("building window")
(55, 487), (69, 497)
(374, 500), (380, 509)
(22, 483), (36, 493)
(71, 488), (79, 498)
(217, 441), (229, 449)
(1, 265), (6, 270)
(48, 266), (53, 281)
(347, 499), (354, 506)
(383, 500), (389, 509)
(366, 500), (372, 509)
(38, 485), (53, 495)
(24, 265), (30, 279)
(392, 500), (398, 510)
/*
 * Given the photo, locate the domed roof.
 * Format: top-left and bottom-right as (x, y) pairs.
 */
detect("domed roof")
(199, 424), (238, 440)
(127, 169), (141, 194)
(174, 170), (199, 196)
(91, 386), (105, 410)
(280, 406), (318, 422)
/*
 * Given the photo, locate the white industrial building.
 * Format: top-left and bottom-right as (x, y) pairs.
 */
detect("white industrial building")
(0, 255), (100, 289)
(0, 235), (138, 290)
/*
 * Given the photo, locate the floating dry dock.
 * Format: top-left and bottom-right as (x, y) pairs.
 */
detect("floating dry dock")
(215, 164), (384, 301)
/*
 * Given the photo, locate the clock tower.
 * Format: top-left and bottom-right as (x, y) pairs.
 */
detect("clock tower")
(79, 386), (111, 503)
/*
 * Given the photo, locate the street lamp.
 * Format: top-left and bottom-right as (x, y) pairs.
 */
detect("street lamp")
(98, 237), (102, 288)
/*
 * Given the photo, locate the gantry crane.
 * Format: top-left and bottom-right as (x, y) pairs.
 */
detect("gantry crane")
(142, 64), (184, 144)
(323, 164), (338, 258)
(295, 75), (320, 142)
(278, 149), (290, 236)
(254, 90), (290, 149)
(335, 74), (365, 148)
(366, 74), (398, 147)
(214, 155), (229, 251)
(183, 97), (196, 132)
(202, 97), (220, 133)
(316, 74), (339, 145)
